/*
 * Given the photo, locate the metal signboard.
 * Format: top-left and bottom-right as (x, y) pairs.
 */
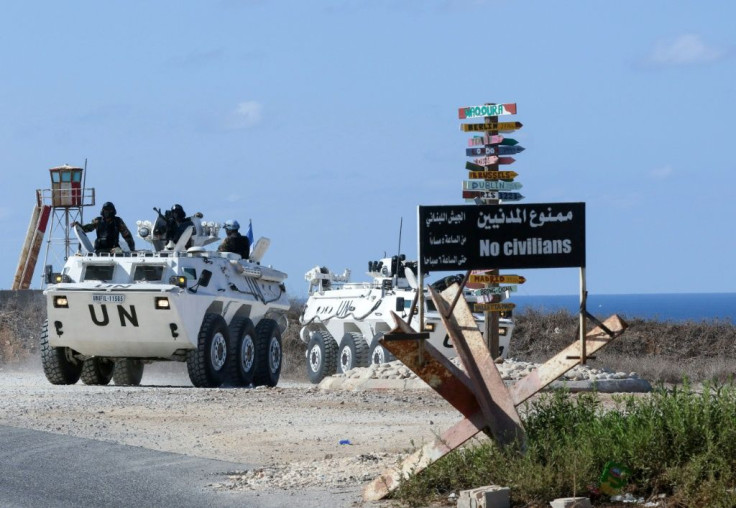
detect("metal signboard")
(419, 202), (586, 271)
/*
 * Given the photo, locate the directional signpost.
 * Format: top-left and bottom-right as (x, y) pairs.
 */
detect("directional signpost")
(462, 191), (524, 201)
(473, 286), (518, 295)
(468, 274), (526, 285)
(460, 121), (523, 133)
(474, 302), (516, 313)
(467, 172), (521, 182)
(465, 145), (525, 157)
(463, 180), (522, 191)
(457, 103), (528, 359)
(458, 103), (517, 119)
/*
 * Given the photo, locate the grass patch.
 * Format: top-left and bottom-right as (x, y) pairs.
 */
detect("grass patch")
(394, 384), (736, 507)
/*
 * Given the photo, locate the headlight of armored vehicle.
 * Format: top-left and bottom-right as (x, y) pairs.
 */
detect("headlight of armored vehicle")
(155, 297), (170, 309)
(53, 296), (69, 308)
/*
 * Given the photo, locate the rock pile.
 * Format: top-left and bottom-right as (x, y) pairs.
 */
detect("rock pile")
(324, 358), (652, 393)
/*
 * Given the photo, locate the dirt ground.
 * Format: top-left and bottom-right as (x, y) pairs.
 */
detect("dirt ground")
(0, 359), (468, 495)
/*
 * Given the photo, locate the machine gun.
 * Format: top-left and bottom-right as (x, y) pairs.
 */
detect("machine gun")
(153, 207), (178, 243)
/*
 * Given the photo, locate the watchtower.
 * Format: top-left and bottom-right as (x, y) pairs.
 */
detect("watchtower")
(12, 164), (95, 290)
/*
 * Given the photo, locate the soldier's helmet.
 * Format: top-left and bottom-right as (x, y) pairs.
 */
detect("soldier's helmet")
(101, 201), (117, 218)
(171, 204), (186, 221)
(223, 219), (240, 232)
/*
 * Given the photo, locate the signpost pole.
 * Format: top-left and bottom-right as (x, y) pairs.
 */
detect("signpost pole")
(580, 267), (587, 364)
(417, 207), (425, 335)
(483, 107), (500, 359)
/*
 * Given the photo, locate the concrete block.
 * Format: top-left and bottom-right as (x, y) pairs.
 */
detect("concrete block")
(549, 497), (592, 508)
(457, 485), (510, 508)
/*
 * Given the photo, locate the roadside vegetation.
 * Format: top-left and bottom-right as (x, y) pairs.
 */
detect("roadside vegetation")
(394, 383), (736, 507)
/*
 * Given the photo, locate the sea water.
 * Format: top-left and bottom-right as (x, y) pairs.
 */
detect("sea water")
(510, 293), (736, 324)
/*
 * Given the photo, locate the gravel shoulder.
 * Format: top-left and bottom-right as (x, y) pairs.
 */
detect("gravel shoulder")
(0, 361), (462, 496)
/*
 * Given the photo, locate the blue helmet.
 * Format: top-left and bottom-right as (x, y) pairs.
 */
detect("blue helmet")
(223, 219), (240, 231)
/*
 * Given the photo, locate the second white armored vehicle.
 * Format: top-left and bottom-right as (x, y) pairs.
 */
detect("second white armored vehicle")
(41, 210), (289, 388)
(299, 255), (514, 384)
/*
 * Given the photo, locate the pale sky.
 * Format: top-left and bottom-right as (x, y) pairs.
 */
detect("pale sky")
(1, 1), (734, 297)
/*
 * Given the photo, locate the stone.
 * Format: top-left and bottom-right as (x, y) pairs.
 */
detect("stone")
(457, 485), (510, 508)
(549, 497), (592, 508)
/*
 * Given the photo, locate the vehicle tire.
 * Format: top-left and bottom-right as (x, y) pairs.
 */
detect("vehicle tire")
(113, 359), (144, 386)
(80, 357), (115, 385)
(253, 319), (282, 387)
(369, 339), (396, 366)
(40, 320), (82, 385)
(227, 317), (257, 387)
(338, 332), (370, 374)
(306, 331), (338, 384)
(187, 313), (230, 388)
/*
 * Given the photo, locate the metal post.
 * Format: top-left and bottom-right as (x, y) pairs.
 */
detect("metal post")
(417, 206), (424, 331)
(579, 267), (587, 364)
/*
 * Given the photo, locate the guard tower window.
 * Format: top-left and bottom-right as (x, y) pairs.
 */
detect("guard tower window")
(133, 265), (164, 281)
(83, 265), (115, 281)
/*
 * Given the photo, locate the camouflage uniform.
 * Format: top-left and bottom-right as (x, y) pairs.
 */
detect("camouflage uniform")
(217, 231), (250, 259)
(79, 216), (136, 253)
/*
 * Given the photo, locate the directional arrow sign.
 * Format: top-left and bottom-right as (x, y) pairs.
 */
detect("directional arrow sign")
(458, 103), (516, 119)
(464, 179), (522, 190)
(472, 286), (518, 296)
(468, 274), (526, 284)
(463, 191), (524, 201)
(496, 157), (516, 165)
(469, 134), (504, 146)
(461, 122), (523, 133)
(500, 138), (519, 146)
(466, 170), (518, 180)
(466, 146), (497, 157)
(467, 145), (524, 156)
(474, 302), (516, 313)
(495, 145), (524, 155)
(472, 156), (499, 166)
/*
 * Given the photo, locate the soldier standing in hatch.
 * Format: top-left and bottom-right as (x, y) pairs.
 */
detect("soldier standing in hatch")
(72, 201), (136, 254)
(217, 219), (250, 259)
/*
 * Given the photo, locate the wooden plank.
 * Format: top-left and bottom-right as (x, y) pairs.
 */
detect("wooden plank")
(429, 285), (525, 447)
(363, 412), (486, 501)
(508, 314), (628, 405)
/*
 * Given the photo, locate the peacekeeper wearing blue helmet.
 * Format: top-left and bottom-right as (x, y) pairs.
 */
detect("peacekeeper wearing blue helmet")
(217, 219), (250, 259)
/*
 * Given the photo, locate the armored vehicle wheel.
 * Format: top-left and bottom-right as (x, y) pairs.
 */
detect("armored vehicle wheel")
(306, 331), (338, 384)
(113, 359), (144, 386)
(369, 340), (396, 365)
(80, 358), (115, 385)
(338, 332), (370, 374)
(253, 319), (282, 387)
(187, 313), (230, 388)
(228, 317), (257, 386)
(40, 320), (82, 385)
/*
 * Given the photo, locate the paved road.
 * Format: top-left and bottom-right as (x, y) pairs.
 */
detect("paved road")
(0, 425), (363, 508)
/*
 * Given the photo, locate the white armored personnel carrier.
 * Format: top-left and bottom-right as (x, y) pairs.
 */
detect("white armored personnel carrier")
(299, 255), (514, 384)
(41, 210), (289, 388)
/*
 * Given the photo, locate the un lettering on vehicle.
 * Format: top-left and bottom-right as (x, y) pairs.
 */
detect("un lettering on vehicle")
(88, 304), (139, 327)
